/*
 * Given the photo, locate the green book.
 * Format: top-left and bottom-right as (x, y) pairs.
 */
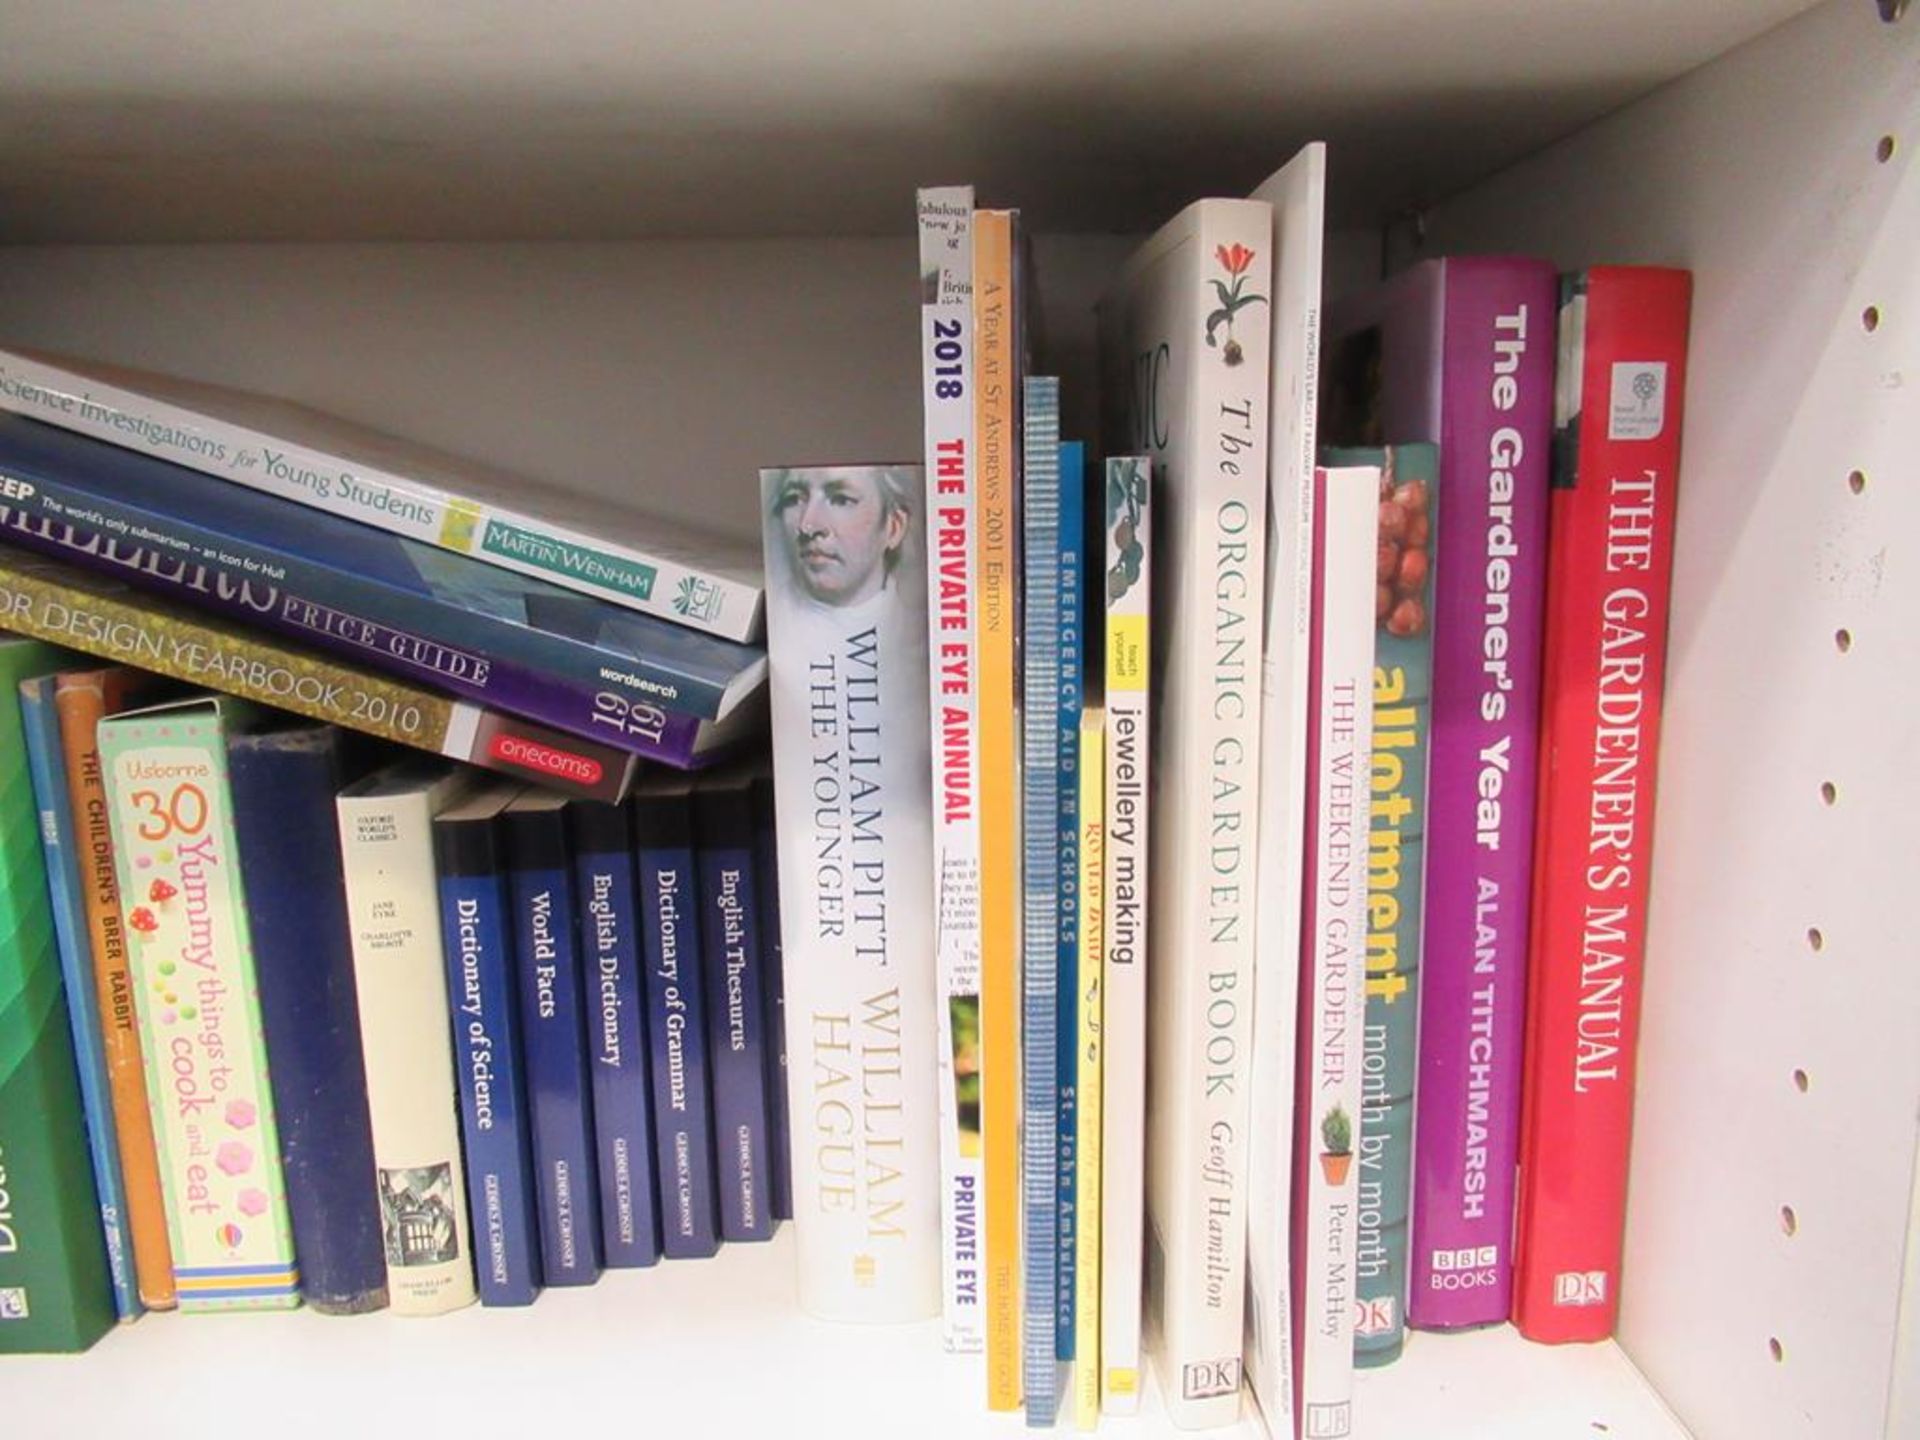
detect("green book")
(0, 636), (116, 1353)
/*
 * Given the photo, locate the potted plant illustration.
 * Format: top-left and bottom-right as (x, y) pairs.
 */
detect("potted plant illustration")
(1319, 1103), (1353, 1185)
(1206, 242), (1269, 366)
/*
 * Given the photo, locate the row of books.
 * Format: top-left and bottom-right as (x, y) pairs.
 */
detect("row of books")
(0, 640), (795, 1348)
(775, 147), (1689, 1435)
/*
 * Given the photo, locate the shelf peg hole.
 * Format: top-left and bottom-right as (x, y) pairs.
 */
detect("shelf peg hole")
(1793, 1068), (1811, 1093)
(1807, 926), (1825, 952)
(1820, 780), (1838, 806)
(1769, 1336), (1786, 1363)
(1836, 628), (1854, 653)
(1863, 305), (1882, 332)
(1780, 1205), (1798, 1236)
(1879, 135), (1898, 163)
(1849, 468), (1868, 494)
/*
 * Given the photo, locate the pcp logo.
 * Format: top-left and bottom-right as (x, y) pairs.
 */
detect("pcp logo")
(1554, 1270), (1609, 1307)
(0, 1287), (29, 1320)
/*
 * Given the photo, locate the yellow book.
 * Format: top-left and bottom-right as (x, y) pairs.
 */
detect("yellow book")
(973, 206), (1023, 1411)
(1075, 710), (1106, 1429)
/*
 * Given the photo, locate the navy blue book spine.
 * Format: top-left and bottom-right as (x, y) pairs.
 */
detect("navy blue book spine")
(634, 784), (721, 1259)
(748, 769), (792, 1222)
(1054, 439), (1086, 1362)
(694, 771), (773, 1243)
(570, 801), (662, 1268)
(0, 410), (762, 725)
(227, 724), (388, 1314)
(434, 794), (543, 1306)
(505, 799), (605, 1285)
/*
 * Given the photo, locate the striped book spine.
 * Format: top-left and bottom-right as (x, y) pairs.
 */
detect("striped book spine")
(1020, 375), (1064, 1426)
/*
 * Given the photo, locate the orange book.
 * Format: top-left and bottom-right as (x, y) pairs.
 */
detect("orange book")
(973, 206), (1021, 1410)
(56, 669), (176, 1310)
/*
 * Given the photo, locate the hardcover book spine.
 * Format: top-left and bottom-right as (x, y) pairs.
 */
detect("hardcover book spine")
(749, 772), (792, 1222)
(506, 801), (604, 1285)
(973, 206), (1024, 1408)
(918, 182), (986, 1358)
(1074, 711), (1105, 1432)
(636, 786), (720, 1260)
(1054, 438), (1086, 1374)
(1513, 267), (1690, 1343)
(0, 641), (116, 1354)
(694, 773), (773, 1243)
(1021, 378), (1064, 1426)
(1101, 197), (1272, 1429)
(1355, 445), (1439, 1365)
(229, 725), (388, 1314)
(1409, 263), (1555, 1330)
(1099, 457), (1151, 1416)
(337, 774), (477, 1315)
(52, 672), (175, 1311)
(0, 550), (641, 800)
(0, 347), (763, 640)
(760, 463), (941, 1323)
(1289, 468), (1379, 1440)
(571, 801), (661, 1268)
(17, 675), (138, 1322)
(98, 703), (300, 1311)
(0, 496), (732, 748)
(434, 795), (543, 1306)
(1244, 144), (1324, 1435)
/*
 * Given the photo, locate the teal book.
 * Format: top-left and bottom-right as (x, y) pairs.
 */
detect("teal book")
(0, 637), (117, 1353)
(18, 673), (139, 1322)
(1323, 443), (1439, 1365)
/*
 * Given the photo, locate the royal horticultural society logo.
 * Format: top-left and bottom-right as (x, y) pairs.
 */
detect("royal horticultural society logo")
(1206, 243), (1268, 367)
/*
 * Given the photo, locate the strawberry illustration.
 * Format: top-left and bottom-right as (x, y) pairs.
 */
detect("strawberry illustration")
(149, 878), (179, 904)
(127, 906), (159, 935)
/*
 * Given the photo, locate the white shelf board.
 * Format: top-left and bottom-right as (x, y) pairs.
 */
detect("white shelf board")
(0, 0), (1817, 242)
(6, 1226), (1685, 1439)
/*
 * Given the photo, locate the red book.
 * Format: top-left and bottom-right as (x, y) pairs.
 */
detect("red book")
(1512, 266), (1691, 1342)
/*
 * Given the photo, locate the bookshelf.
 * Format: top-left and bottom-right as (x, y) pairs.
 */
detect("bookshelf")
(1, 2), (1914, 1437)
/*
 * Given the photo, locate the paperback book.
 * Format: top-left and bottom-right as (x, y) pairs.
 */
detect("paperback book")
(1514, 266), (1691, 1344)
(0, 342), (765, 640)
(98, 697), (300, 1311)
(749, 768), (793, 1222)
(1054, 437), (1087, 1378)
(760, 462), (941, 1323)
(434, 782), (544, 1306)
(337, 762), (478, 1315)
(17, 673), (138, 1321)
(0, 543), (645, 801)
(917, 181), (987, 1359)
(0, 411), (767, 750)
(1323, 256), (1556, 1330)
(1097, 195), (1273, 1430)
(0, 639), (117, 1353)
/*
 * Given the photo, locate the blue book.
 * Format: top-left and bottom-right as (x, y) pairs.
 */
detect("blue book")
(504, 791), (605, 1285)
(693, 766), (773, 1243)
(632, 775), (721, 1259)
(748, 765), (792, 1222)
(228, 722), (389, 1314)
(0, 411), (766, 735)
(569, 800), (662, 1268)
(1020, 375), (1064, 1425)
(16, 673), (139, 1323)
(433, 783), (544, 1306)
(1053, 439), (1086, 1363)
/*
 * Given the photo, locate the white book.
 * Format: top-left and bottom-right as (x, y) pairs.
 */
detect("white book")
(1097, 197), (1273, 1430)
(759, 463), (941, 1323)
(1099, 454), (1152, 1415)
(1283, 466), (1379, 1440)
(336, 761), (479, 1316)
(0, 343), (765, 641)
(917, 185), (986, 1357)
(1244, 142), (1328, 1438)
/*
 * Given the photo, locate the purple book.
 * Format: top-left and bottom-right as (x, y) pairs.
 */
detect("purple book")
(1323, 256), (1556, 1329)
